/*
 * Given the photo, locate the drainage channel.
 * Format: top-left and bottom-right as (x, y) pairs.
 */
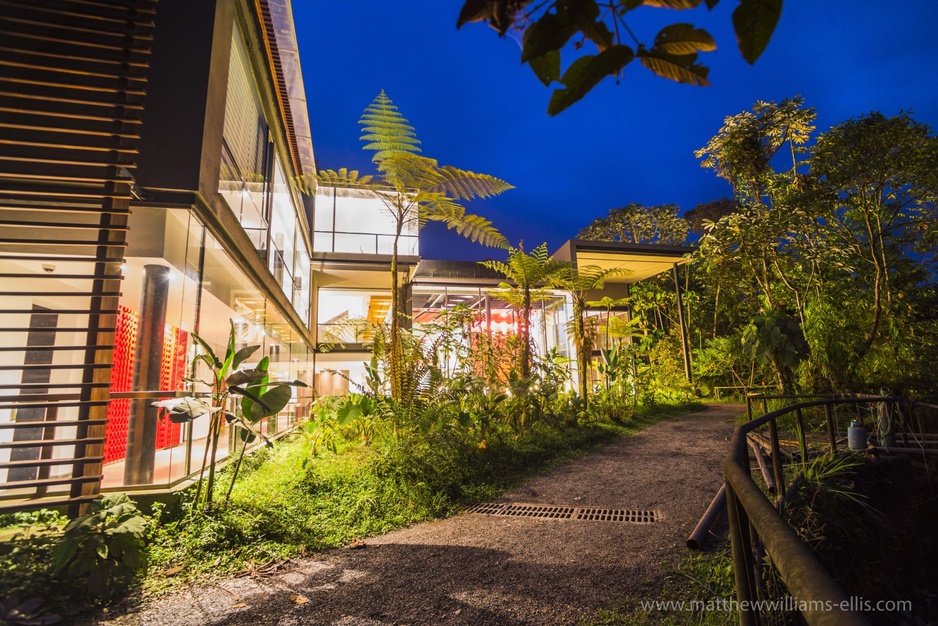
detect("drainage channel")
(467, 502), (659, 523)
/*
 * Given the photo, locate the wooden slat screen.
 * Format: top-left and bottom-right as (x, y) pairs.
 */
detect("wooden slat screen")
(0, 0), (156, 515)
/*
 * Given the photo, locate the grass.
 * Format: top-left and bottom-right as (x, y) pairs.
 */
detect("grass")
(145, 400), (702, 591)
(0, 399), (702, 617)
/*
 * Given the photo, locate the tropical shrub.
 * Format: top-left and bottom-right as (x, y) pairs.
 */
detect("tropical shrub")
(51, 495), (148, 598)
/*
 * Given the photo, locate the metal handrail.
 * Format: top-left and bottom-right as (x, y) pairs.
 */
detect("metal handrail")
(724, 397), (890, 626)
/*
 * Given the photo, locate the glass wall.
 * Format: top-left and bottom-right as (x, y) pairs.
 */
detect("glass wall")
(317, 288), (392, 344)
(314, 187), (418, 256)
(97, 209), (314, 491)
(217, 22), (311, 328)
(219, 22), (270, 255)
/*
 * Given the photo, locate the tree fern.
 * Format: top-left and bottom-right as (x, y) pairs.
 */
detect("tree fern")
(480, 243), (568, 379)
(550, 264), (632, 404)
(305, 90), (512, 401)
(360, 90), (421, 162)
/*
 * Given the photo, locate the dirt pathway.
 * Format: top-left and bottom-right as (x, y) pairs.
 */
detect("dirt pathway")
(98, 404), (741, 626)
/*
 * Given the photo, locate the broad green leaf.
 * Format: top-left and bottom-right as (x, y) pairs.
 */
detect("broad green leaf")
(733, 0), (782, 64)
(548, 45), (634, 116)
(654, 23), (716, 54)
(151, 397), (215, 423)
(226, 368), (268, 386)
(521, 12), (578, 63)
(638, 49), (710, 85)
(457, 0), (493, 28)
(113, 516), (147, 537)
(52, 538), (79, 572)
(529, 49), (562, 86)
(257, 384), (293, 417)
(241, 356), (271, 418)
(221, 320), (236, 377)
(336, 403), (363, 425)
(231, 344), (260, 370)
(569, 2), (613, 50)
(230, 386), (271, 420)
(191, 333), (220, 368)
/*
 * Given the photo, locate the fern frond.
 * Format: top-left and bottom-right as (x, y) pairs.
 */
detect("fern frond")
(553, 264), (631, 292)
(293, 174), (317, 195)
(359, 90), (421, 162)
(479, 259), (510, 276)
(316, 168), (377, 189)
(430, 165), (514, 200)
(422, 200), (509, 249)
(377, 152), (441, 190)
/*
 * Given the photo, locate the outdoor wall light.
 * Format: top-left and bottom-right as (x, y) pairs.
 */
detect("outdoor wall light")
(41, 264), (56, 273)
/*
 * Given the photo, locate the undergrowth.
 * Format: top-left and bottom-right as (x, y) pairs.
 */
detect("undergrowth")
(145, 401), (700, 591)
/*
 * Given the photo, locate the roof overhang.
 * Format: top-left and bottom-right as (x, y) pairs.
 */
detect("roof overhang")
(257, 0), (315, 177)
(553, 239), (694, 283)
(411, 259), (505, 287)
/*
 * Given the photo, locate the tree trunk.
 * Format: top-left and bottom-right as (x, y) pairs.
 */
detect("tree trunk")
(389, 222), (402, 400)
(520, 288), (531, 380)
(574, 298), (590, 407)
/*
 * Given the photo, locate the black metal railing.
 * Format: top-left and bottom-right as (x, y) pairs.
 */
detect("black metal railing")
(724, 394), (936, 626)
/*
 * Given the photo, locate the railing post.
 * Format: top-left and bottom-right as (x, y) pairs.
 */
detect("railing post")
(747, 394), (753, 422)
(767, 419), (785, 504)
(725, 481), (757, 626)
(824, 403), (837, 452)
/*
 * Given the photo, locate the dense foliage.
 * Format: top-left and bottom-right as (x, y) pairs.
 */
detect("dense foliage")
(299, 91), (511, 400)
(578, 98), (938, 399)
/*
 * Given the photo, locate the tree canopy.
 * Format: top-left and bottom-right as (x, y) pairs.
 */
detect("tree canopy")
(577, 202), (689, 244)
(457, 0), (783, 114)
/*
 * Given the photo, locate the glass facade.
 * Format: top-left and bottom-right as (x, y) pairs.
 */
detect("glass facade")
(95, 208), (315, 490)
(317, 288), (392, 344)
(314, 187), (419, 256)
(219, 22), (270, 255)
(311, 283), (575, 396)
(218, 22), (312, 327)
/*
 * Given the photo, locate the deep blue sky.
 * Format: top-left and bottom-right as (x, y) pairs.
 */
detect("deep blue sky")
(292, 1), (938, 261)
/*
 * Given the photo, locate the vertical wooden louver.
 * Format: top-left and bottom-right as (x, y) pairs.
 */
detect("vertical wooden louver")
(0, 0), (156, 514)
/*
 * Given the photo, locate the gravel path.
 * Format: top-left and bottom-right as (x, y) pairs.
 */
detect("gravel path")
(96, 404), (741, 626)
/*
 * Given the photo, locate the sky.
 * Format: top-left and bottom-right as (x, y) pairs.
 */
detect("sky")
(291, 1), (938, 261)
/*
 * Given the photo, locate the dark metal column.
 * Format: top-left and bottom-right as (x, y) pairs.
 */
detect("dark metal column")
(672, 263), (692, 382)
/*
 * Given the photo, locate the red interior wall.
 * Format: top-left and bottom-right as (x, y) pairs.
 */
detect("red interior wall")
(104, 306), (187, 464)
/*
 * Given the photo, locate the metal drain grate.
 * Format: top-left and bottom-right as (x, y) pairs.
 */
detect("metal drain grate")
(467, 503), (658, 523)
(575, 508), (657, 523)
